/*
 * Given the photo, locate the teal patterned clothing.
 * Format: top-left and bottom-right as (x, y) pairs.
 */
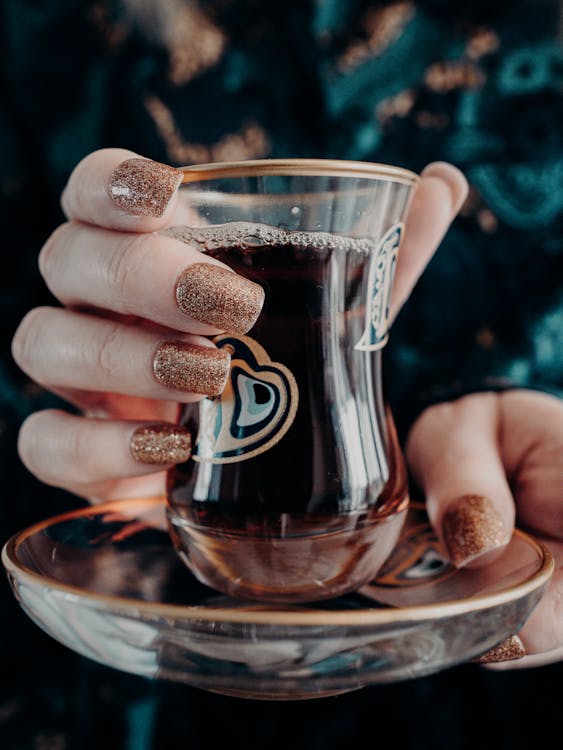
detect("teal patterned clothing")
(0, 1), (561, 748)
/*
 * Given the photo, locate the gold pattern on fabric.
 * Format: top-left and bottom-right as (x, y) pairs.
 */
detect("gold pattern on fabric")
(465, 28), (501, 60)
(337, 2), (415, 73)
(424, 61), (485, 92)
(123, 0), (226, 84)
(164, 4), (226, 85)
(415, 111), (450, 129)
(144, 95), (271, 164)
(376, 89), (416, 124)
(476, 208), (499, 234)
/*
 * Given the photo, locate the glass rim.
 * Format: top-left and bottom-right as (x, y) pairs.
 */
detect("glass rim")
(181, 158), (420, 187)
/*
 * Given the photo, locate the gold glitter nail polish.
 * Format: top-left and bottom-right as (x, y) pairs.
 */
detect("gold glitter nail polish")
(109, 158), (183, 216)
(153, 341), (230, 396)
(442, 494), (509, 568)
(474, 635), (526, 664)
(175, 263), (265, 334)
(130, 423), (192, 465)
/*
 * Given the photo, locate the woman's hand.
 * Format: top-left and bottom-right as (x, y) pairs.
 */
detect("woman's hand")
(12, 149), (467, 503)
(12, 148), (266, 501)
(407, 389), (563, 667)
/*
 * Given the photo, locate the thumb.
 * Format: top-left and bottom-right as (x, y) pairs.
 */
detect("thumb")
(388, 162), (468, 324)
(406, 392), (514, 568)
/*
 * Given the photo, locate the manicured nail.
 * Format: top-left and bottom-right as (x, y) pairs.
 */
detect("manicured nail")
(442, 494), (509, 568)
(153, 341), (230, 396)
(176, 263), (265, 334)
(421, 161), (468, 213)
(130, 423), (192, 465)
(474, 635), (526, 664)
(109, 158), (183, 216)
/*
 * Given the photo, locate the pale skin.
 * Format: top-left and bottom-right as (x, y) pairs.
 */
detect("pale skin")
(12, 148), (563, 667)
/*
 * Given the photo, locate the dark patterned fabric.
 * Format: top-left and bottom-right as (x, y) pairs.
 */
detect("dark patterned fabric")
(0, 1), (561, 747)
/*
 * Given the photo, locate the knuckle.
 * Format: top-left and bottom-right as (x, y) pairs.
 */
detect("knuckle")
(11, 307), (51, 375)
(17, 411), (54, 480)
(68, 149), (115, 191)
(18, 410), (85, 489)
(38, 222), (74, 284)
(104, 232), (155, 304)
(61, 151), (106, 219)
(96, 321), (123, 382)
(73, 149), (105, 175)
(64, 149), (138, 224)
(76, 148), (123, 174)
(68, 420), (95, 475)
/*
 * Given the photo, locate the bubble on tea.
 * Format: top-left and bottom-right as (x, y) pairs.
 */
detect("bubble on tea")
(163, 221), (374, 256)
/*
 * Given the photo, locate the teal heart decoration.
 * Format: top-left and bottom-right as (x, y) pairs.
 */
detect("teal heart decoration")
(193, 334), (299, 464)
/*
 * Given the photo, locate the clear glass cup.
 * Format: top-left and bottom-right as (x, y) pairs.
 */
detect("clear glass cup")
(166, 159), (419, 603)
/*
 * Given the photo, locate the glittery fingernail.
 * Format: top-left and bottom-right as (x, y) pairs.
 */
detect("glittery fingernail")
(109, 158), (183, 216)
(130, 423), (192, 465)
(153, 341), (230, 396)
(442, 494), (509, 568)
(474, 636), (526, 664)
(176, 263), (265, 334)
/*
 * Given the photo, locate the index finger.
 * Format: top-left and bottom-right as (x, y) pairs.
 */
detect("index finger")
(61, 148), (184, 232)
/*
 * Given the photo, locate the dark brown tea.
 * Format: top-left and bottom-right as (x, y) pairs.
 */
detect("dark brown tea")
(166, 222), (408, 602)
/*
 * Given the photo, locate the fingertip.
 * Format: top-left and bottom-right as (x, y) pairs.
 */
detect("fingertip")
(482, 645), (563, 670)
(474, 635), (527, 665)
(420, 161), (469, 214)
(407, 395), (517, 570)
(62, 148), (183, 231)
(17, 408), (68, 476)
(441, 494), (512, 569)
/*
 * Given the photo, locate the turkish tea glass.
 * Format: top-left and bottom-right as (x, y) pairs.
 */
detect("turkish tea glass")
(166, 159), (418, 603)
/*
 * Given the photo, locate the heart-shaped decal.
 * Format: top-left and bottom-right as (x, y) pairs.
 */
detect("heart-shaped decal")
(193, 334), (299, 463)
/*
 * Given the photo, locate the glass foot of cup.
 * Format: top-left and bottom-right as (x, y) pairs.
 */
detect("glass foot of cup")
(167, 503), (408, 603)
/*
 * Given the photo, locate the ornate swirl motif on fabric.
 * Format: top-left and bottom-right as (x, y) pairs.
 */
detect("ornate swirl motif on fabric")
(192, 334), (299, 464)
(355, 223), (403, 352)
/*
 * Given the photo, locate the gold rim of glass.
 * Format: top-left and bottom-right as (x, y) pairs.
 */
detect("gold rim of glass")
(2, 498), (553, 626)
(181, 158), (420, 186)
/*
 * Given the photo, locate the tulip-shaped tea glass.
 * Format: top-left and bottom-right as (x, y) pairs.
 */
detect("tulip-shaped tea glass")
(166, 159), (418, 603)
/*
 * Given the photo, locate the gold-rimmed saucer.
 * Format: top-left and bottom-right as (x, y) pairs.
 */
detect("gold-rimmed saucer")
(2, 498), (553, 700)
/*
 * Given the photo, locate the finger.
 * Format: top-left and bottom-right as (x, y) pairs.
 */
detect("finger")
(406, 392), (514, 568)
(18, 409), (191, 499)
(517, 538), (563, 657)
(496, 391), (563, 661)
(485, 646), (563, 671)
(61, 148), (184, 231)
(499, 390), (563, 540)
(39, 222), (264, 336)
(389, 161), (468, 323)
(47, 387), (179, 422)
(478, 538), (563, 667)
(12, 307), (231, 401)
(474, 635), (527, 665)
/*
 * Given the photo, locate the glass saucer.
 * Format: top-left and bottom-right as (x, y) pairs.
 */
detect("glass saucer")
(2, 498), (553, 701)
